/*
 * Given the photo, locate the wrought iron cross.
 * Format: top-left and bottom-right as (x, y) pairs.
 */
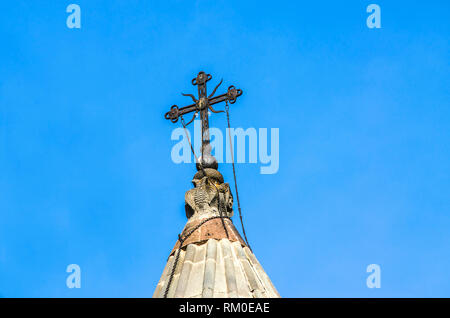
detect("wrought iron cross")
(164, 71), (243, 170)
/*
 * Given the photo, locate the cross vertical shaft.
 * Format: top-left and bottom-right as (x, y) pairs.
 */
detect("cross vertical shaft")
(195, 72), (211, 161)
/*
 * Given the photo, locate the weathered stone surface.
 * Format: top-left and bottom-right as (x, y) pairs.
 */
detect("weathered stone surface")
(174, 244), (196, 297)
(170, 218), (246, 255)
(231, 242), (253, 298)
(243, 246), (280, 297)
(221, 239), (238, 297)
(202, 239), (217, 297)
(184, 256), (205, 297)
(213, 242), (227, 297)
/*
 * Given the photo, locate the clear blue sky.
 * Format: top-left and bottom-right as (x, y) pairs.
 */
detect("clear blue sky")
(0, 1), (449, 297)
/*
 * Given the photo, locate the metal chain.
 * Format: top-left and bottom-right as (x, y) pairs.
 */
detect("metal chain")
(225, 101), (252, 252)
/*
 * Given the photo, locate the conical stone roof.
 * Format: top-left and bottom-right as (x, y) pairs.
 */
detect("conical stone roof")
(153, 168), (280, 298)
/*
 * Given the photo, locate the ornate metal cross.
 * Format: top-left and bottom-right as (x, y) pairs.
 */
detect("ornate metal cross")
(164, 71), (243, 170)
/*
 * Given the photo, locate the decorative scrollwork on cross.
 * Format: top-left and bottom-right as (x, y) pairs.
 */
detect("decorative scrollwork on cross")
(164, 72), (243, 126)
(164, 71), (243, 170)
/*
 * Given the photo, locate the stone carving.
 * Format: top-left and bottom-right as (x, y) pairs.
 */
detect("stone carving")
(171, 167), (245, 253)
(185, 168), (234, 219)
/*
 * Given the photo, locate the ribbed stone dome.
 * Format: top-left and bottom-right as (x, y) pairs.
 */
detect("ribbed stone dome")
(153, 238), (280, 298)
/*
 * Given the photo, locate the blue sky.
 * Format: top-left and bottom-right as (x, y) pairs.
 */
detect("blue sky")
(0, 1), (449, 297)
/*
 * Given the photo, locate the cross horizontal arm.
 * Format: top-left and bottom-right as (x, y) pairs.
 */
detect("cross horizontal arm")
(164, 86), (242, 124)
(208, 88), (242, 106)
